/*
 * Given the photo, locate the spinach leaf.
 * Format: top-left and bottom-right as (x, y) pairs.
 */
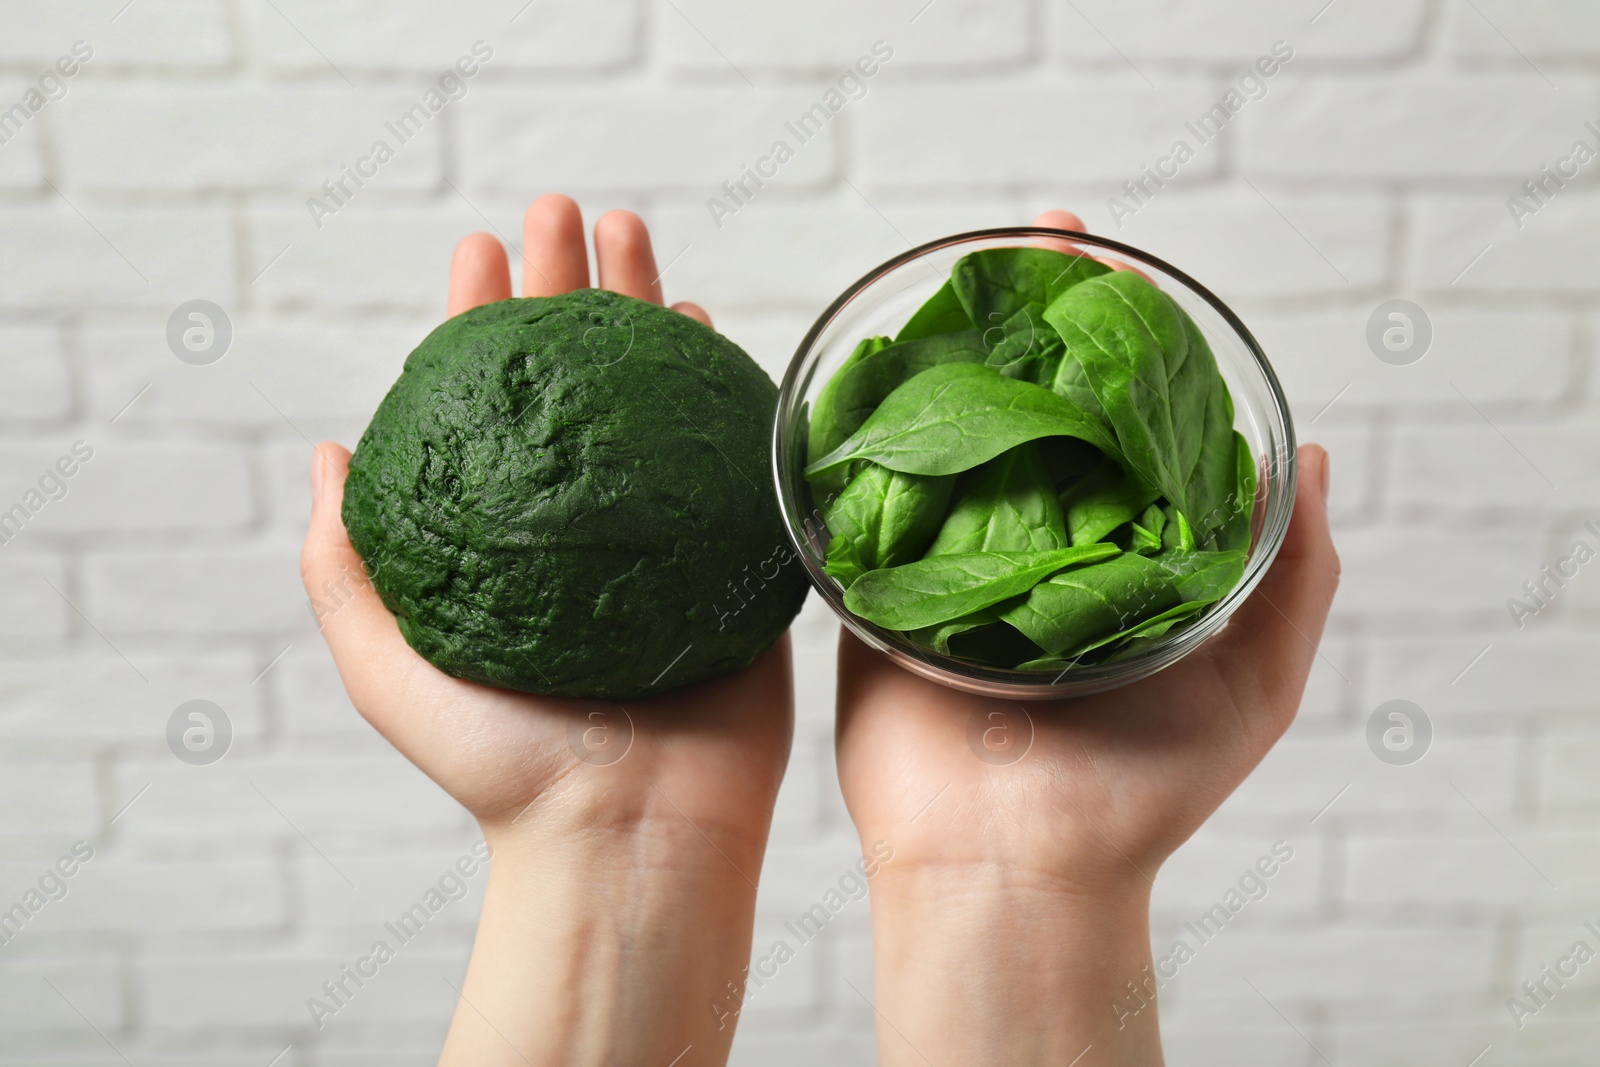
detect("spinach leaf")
(1065, 548), (1247, 659)
(1209, 431), (1257, 553)
(945, 620), (1042, 665)
(805, 362), (1124, 479)
(809, 331), (990, 482)
(844, 543), (1119, 631)
(927, 442), (1067, 555)
(895, 278), (975, 343)
(1153, 548), (1247, 603)
(981, 305), (1057, 385)
(952, 247), (1109, 328)
(1059, 459), (1161, 547)
(1042, 271), (1236, 539)
(1161, 505), (1196, 551)
(1129, 503), (1166, 555)
(907, 603), (1006, 654)
(823, 462), (956, 588)
(1000, 552), (1180, 656)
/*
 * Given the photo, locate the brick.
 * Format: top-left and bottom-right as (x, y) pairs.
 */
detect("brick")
(1219, 732), (1518, 820)
(0, 761), (98, 839)
(0, 442), (253, 534)
(300, 848), (489, 930)
(1543, 734), (1600, 807)
(252, 0), (636, 72)
(771, 733), (823, 829)
(0, 324), (71, 421)
(1334, 524), (1545, 620)
(56, 84), (441, 191)
(1051, 0), (1428, 61)
(111, 753), (462, 843)
(1182, 927), (1498, 1000)
(1084, 189), (1389, 298)
(1329, 1019), (1504, 1067)
(738, 913), (825, 1015)
(1368, 636), (1600, 716)
(645, 195), (1014, 313)
(754, 836), (883, 918)
(1158, 1026), (1314, 1067)
(0, 204), (235, 310)
(1415, 192), (1600, 295)
(662, 0), (1026, 71)
(7, 856), (286, 934)
(855, 78), (1217, 188)
(0, 958), (122, 1033)
(1345, 834), (1560, 906)
(1155, 835), (1320, 915)
(1253, 307), (1576, 417)
(248, 201), (508, 312)
(1241, 75), (1593, 179)
(0, 556), (71, 637)
(1448, 0), (1600, 61)
(460, 87), (836, 194)
(728, 1035), (877, 1067)
(0, 653), (265, 747)
(1392, 425), (1595, 516)
(140, 949), (463, 1029)
(84, 547), (306, 635)
(0, 78), (45, 188)
(82, 317), (424, 436)
(0, 2), (230, 67)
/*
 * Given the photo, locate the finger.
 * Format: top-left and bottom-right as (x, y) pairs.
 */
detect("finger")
(594, 209), (664, 304)
(299, 443), (435, 724)
(1096, 256), (1155, 284)
(1030, 209), (1087, 256)
(521, 193), (589, 297)
(447, 233), (512, 317)
(671, 300), (712, 327)
(1208, 444), (1340, 710)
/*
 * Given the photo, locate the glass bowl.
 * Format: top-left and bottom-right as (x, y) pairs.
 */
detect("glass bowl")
(771, 227), (1297, 699)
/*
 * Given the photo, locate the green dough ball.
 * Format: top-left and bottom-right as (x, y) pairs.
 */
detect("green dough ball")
(342, 290), (809, 700)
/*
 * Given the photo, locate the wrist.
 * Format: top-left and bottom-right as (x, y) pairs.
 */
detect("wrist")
(867, 864), (1162, 1067)
(442, 801), (771, 1066)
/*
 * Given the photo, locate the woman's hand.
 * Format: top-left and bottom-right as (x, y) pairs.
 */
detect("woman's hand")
(834, 211), (1342, 1067)
(300, 194), (791, 1067)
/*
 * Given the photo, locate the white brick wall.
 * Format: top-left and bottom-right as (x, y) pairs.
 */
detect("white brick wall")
(0, 2), (1596, 1064)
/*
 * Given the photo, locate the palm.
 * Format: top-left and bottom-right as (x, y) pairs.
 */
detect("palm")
(301, 194), (792, 850)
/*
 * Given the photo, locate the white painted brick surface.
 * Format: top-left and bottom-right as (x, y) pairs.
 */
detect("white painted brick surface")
(2, 3), (1596, 1064)
(661, 0), (1029, 71)
(251, 0), (638, 73)
(1241, 75), (1595, 179)
(1050, 0), (1430, 62)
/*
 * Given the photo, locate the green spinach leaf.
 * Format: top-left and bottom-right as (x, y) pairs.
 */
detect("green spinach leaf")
(952, 247), (1109, 328)
(1042, 271), (1236, 538)
(894, 278), (975, 343)
(927, 442), (1067, 555)
(808, 331), (991, 477)
(822, 462), (956, 588)
(1059, 459), (1162, 547)
(1129, 503), (1166, 555)
(805, 362), (1124, 479)
(1001, 552), (1180, 656)
(844, 543), (1119, 631)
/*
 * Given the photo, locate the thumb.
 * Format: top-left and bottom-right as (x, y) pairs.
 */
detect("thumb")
(299, 443), (424, 715)
(1208, 444), (1341, 716)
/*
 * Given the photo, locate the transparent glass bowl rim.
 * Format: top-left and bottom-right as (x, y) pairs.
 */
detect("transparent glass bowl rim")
(772, 225), (1298, 699)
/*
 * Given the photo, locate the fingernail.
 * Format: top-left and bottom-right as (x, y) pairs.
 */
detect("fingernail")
(310, 448), (325, 501)
(1320, 451), (1331, 504)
